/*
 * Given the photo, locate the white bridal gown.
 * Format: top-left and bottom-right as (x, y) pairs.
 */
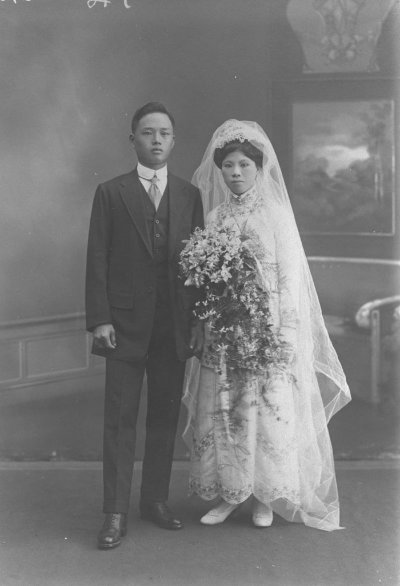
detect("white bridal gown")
(185, 185), (343, 531)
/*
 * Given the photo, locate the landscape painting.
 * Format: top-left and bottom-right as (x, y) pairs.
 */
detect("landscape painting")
(291, 99), (395, 235)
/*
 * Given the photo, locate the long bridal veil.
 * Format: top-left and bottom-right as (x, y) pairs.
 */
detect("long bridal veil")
(183, 120), (351, 531)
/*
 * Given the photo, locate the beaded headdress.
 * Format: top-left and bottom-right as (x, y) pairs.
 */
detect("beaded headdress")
(213, 120), (266, 149)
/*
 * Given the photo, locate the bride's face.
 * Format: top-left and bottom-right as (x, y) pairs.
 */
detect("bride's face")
(221, 150), (258, 195)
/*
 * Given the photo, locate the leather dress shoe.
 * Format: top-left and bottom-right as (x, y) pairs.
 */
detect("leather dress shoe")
(97, 513), (127, 550)
(140, 502), (183, 530)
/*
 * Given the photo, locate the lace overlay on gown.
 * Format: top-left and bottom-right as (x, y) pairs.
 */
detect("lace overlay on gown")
(187, 186), (341, 531)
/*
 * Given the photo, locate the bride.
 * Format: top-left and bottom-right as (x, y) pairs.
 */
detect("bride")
(182, 120), (351, 531)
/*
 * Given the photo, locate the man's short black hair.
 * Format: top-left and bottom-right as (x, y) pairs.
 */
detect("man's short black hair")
(131, 102), (175, 133)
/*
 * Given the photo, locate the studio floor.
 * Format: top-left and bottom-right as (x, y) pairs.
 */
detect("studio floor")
(0, 376), (399, 586)
(0, 461), (399, 586)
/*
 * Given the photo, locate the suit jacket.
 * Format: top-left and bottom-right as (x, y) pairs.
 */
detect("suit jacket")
(85, 168), (204, 362)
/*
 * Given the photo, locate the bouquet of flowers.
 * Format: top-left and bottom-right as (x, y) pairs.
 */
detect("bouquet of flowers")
(180, 225), (286, 374)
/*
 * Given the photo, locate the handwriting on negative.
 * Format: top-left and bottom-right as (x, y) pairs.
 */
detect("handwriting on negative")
(87, 0), (131, 7)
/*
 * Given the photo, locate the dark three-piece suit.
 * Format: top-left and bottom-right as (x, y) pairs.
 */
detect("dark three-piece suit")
(85, 168), (204, 513)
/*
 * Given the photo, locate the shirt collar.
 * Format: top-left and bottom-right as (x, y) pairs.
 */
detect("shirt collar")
(137, 162), (168, 181)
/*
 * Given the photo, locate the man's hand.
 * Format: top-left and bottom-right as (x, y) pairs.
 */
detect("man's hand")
(189, 320), (204, 359)
(93, 324), (117, 350)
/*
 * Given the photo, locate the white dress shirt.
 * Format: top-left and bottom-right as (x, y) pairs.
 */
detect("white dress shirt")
(137, 162), (168, 196)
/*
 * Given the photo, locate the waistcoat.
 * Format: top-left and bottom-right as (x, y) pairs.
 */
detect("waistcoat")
(141, 183), (169, 280)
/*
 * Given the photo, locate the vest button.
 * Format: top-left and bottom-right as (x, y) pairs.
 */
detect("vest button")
(155, 219), (160, 224)
(155, 233), (160, 238)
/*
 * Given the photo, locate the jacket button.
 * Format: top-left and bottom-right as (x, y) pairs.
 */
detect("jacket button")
(155, 233), (160, 238)
(155, 219), (160, 224)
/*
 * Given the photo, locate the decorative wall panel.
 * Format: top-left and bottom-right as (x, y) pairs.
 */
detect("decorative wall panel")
(287, 0), (396, 72)
(26, 334), (88, 378)
(0, 314), (104, 391)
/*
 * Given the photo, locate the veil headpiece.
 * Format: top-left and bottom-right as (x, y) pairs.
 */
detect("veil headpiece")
(192, 120), (290, 216)
(213, 119), (266, 149)
(189, 119), (351, 421)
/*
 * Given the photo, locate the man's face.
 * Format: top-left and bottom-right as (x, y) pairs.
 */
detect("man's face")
(131, 112), (175, 169)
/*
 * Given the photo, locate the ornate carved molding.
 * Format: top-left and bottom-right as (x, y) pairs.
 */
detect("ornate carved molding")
(286, 0), (397, 72)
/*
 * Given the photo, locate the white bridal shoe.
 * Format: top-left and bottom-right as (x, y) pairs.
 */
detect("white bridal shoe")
(200, 501), (239, 525)
(252, 500), (273, 527)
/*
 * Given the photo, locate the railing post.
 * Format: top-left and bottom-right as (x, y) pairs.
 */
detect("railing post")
(370, 309), (381, 404)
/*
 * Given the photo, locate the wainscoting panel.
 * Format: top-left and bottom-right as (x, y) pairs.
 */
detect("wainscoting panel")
(0, 341), (22, 385)
(0, 257), (398, 459)
(26, 333), (88, 378)
(0, 314), (104, 391)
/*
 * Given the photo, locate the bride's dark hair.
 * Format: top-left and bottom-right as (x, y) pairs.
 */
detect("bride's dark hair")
(213, 139), (263, 169)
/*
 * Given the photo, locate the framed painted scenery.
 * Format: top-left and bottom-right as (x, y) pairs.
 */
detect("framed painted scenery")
(291, 98), (395, 235)
(271, 79), (399, 258)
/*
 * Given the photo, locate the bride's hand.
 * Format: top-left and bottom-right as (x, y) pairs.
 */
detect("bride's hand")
(280, 344), (295, 365)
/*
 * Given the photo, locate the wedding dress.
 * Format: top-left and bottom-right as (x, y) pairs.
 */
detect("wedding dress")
(183, 120), (351, 531)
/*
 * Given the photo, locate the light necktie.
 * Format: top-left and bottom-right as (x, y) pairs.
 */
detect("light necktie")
(148, 173), (163, 211)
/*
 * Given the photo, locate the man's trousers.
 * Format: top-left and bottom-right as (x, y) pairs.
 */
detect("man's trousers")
(102, 288), (186, 514)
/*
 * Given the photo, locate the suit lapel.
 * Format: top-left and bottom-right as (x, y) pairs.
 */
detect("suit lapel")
(168, 173), (191, 260)
(119, 169), (153, 258)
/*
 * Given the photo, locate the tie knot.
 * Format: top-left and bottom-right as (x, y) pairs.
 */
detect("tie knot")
(150, 173), (159, 185)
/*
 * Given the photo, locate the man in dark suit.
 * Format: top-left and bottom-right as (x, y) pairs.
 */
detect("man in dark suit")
(86, 102), (204, 550)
